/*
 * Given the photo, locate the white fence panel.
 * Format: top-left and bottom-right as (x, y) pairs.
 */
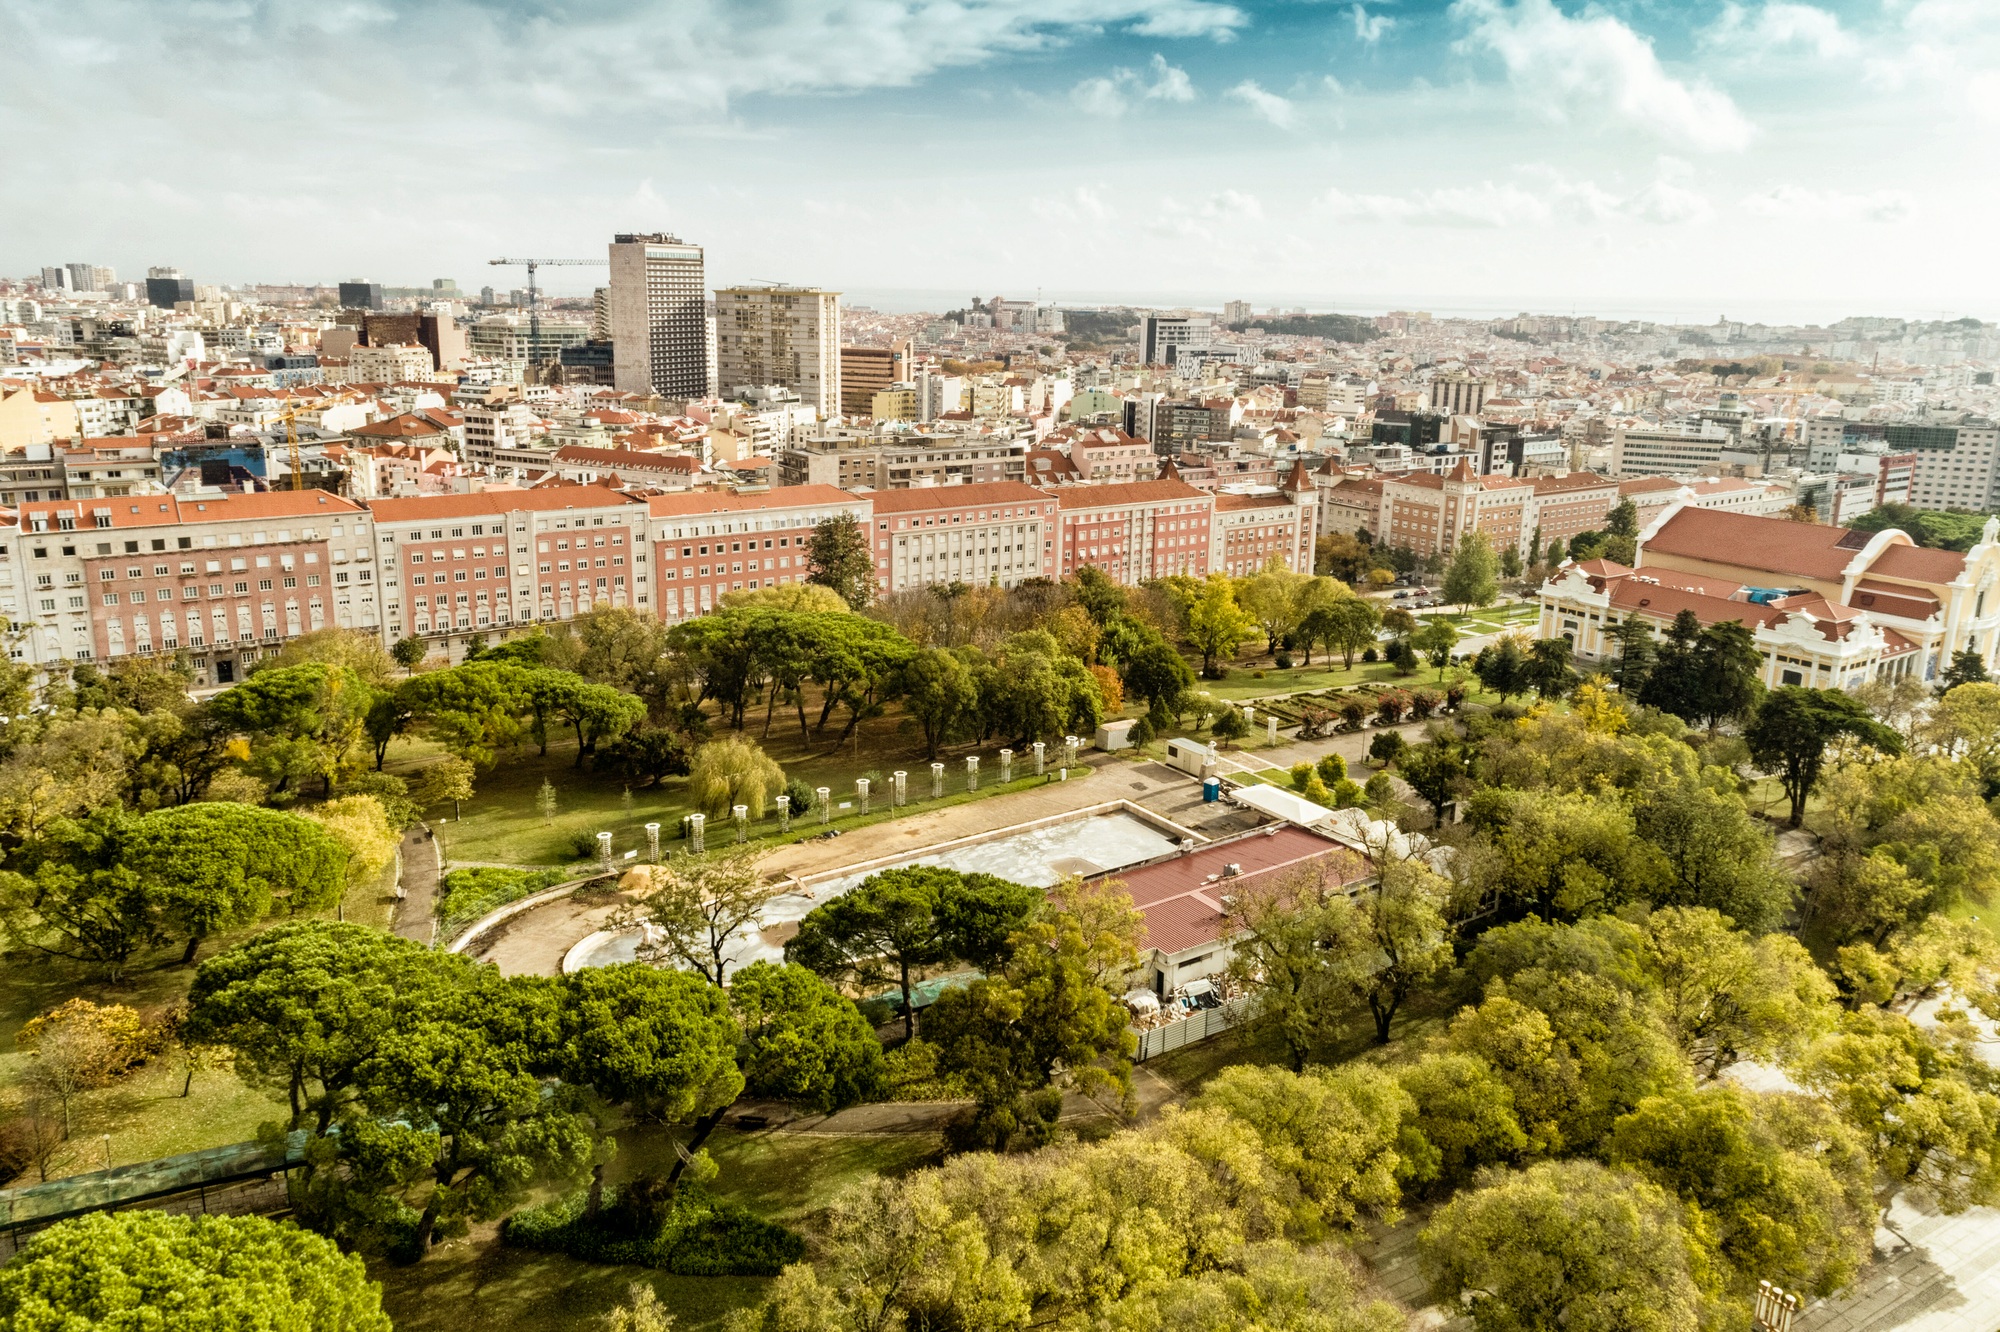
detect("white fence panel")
(1131, 997), (1249, 1062)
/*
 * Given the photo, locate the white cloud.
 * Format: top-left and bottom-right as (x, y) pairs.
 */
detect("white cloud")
(1147, 53), (1197, 102)
(1451, 0), (1755, 152)
(1740, 185), (1915, 222)
(1321, 167), (1716, 228)
(1071, 77), (1130, 116)
(1229, 80), (1297, 128)
(1201, 189), (1265, 219)
(1701, 3), (1857, 61)
(1351, 3), (1396, 45)
(1070, 53), (1196, 115)
(1129, 0), (1247, 39)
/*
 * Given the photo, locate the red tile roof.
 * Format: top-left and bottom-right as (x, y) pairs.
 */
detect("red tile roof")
(867, 481), (1054, 514)
(1643, 507), (1863, 581)
(1054, 479), (1209, 510)
(1104, 826), (1371, 956)
(1867, 542), (1968, 584)
(364, 486), (643, 524)
(645, 485), (858, 518)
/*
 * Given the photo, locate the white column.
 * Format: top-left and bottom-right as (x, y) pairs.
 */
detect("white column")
(645, 822), (660, 862)
(1000, 748), (1013, 782)
(966, 755), (979, 791)
(776, 795), (791, 833)
(856, 778), (870, 814)
(816, 786), (831, 824)
(930, 762), (944, 799)
(733, 804), (749, 843)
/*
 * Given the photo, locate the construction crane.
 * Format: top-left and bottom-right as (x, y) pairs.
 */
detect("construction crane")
(487, 257), (607, 369)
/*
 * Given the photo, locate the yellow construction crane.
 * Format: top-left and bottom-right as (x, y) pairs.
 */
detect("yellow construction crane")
(487, 257), (608, 368)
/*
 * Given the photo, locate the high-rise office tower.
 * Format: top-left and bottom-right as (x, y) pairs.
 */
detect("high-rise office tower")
(146, 267), (194, 310)
(714, 285), (842, 417)
(338, 280), (385, 311)
(1142, 314), (1212, 366)
(1430, 371), (1491, 417)
(40, 267), (69, 292)
(608, 232), (709, 398)
(1222, 300), (1252, 325)
(66, 263), (114, 293)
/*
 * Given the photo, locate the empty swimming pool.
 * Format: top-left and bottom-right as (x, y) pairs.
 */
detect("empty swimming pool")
(566, 806), (1186, 975)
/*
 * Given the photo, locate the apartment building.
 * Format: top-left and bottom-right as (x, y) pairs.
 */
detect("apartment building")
(1380, 462), (1534, 558)
(1525, 472), (1621, 552)
(1209, 466), (1317, 577)
(1044, 425), (1155, 483)
(1055, 479), (1213, 584)
(63, 442), (162, 498)
(714, 286), (842, 418)
(7, 491), (377, 685)
(838, 343), (909, 416)
(777, 431), (1029, 490)
(869, 482), (1057, 594)
(0, 444), (66, 507)
(1609, 422), (1734, 477)
(462, 394), (541, 466)
(647, 485), (870, 620)
(368, 487), (646, 661)
(608, 233), (709, 399)
(349, 344), (436, 383)
(1619, 475), (1790, 530)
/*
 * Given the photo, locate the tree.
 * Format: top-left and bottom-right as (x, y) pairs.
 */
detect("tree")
(1689, 621), (1765, 732)
(1420, 1160), (1711, 1332)
(537, 778), (558, 824)
(1412, 618), (1458, 680)
(398, 660), (535, 767)
(625, 847), (784, 986)
(730, 961), (886, 1112)
(391, 635), (428, 674)
(0, 713), (135, 841)
(1524, 638), (1574, 699)
(126, 803), (348, 964)
(1193, 1063), (1414, 1233)
(805, 513), (877, 610)
(1121, 635), (1196, 718)
(1209, 704), (1250, 745)
(526, 670), (647, 767)
(787, 866), (953, 1039)
(0, 853), (154, 983)
(1183, 573), (1259, 677)
(1499, 544), (1523, 579)
(1606, 1088), (1874, 1300)
(1926, 680), (2000, 791)
(1797, 1006), (2000, 1214)
(1637, 907), (1834, 1078)
(1341, 856), (1455, 1043)
(1310, 597), (1379, 670)
(687, 736), (787, 818)
(1395, 1053), (1528, 1192)
(1543, 535), (1567, 567)
(1606, 497), (1640, 539)
(1638, 609), (1703, 720)
(352, 972), (598, 1256)
(555, 963), (743, 1123)
(1070, 564), (1127, 626)
(1473, 636), (1529, 701)
(412, 755), (476, 820)
(1609, 615), (1657, 695)
(210, 662), (375, 796)
(1441, 532), (1499, 614)
(900, 647), (978, 760)
(1634, 776), (1796, 934)
(17, 998), (149, 1137)
(186, 922), (458, 1133)
(1225, 865), (1353, 1070)
(306, 795), (400, 901)
(1398, 739), (1471, 824)
(1746, 686), (1903, 828)
(0, 1211), (390, 1332)
(1938, 647), (1989, 696)
(1238, 558), (1311, 655)
(924, 895), (1137, 1149)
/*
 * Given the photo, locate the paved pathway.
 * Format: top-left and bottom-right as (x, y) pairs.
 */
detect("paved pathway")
(391, 823), (440, 945)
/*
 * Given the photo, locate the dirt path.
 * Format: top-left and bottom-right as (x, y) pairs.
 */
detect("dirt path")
(469, 894), (627, 976)
(391, 823), (441, 945)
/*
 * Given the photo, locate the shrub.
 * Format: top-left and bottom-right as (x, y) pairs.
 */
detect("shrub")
(1126, 716), (1156, 749)
(1251, 670), (1266, 680)
(1391, 639), (1420, 675)
(564, 829), (602, 860)
(1362, 647), (1379, 663)
(1290, 762), (1315, 792)
(436, 866), (567, 937)
(1409, 690), (1441, 721)
(881, 1038), (972, 1101)
(1274, 653), (1294, 670)
(1376, 691), (1410, 725)
(783, 778), (816, 816)
(503, 1182), (805, 1276)
(1331, 778), (1364, 808)
(1369, 730), (1407, 766)
(335, 772), (419, 829)
(1210, 708), (1250, 744)
(1316, 753), (1347, 786)
(1364, 773), (1394, 806)
(1445, 683), (1468, 712)
(1338, 698), (1369, 730)
(1301, 775), (1333, 806)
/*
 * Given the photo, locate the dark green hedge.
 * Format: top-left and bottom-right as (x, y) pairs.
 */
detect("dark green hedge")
(502, 1186), (804, 1276)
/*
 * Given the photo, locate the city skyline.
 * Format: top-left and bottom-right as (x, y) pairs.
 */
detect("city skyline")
(5, 0), (1997, 315)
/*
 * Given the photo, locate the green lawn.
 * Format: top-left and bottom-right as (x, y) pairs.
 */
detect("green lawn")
(427, 739), (1070, 871)
(374, 1126), (942, 1332)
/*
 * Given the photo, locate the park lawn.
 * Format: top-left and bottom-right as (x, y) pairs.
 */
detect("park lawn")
(374, 1126), (940, 1332)
(373, 1226), (771, 1332)
(429, 738), (1065, 871)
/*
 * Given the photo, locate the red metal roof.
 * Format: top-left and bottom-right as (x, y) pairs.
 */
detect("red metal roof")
(1100, 825), (1371, 957)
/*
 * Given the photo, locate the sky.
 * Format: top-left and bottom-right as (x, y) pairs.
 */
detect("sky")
(3, 0), (1997, 322)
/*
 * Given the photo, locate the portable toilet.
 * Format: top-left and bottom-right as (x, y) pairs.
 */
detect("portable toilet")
(1203, 776), (1221, 803)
